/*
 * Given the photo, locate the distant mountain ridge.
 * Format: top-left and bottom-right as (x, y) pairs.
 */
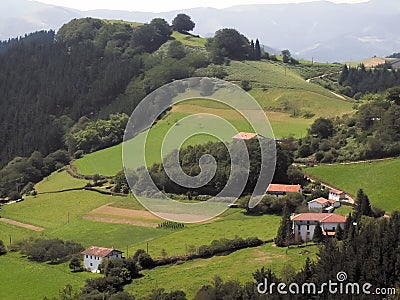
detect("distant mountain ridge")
(0, 0), (399, 62)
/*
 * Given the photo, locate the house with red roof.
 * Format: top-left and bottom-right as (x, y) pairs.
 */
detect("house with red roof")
(328, 189), (346, 201)
(291, 213), (346, 242)
(82, 246), (123, 272)
(266, 184), (302, 197)
(307, 197), (341, 213)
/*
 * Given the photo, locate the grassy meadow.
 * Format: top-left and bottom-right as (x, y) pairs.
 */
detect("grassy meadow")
(128, 243), (319, 299)
(305, 158), (400, 212)
(73, 59), (354, 177)
(0, 252), (97, 300)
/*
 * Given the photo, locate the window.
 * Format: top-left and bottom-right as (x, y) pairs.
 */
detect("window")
(90, 263), (93, 266)
(90, 256), (92, 259)
(86, 255), (88, 258)
(307, 225), (310, 230)
(298, 225), (301, 231)
(307, 232), (310, 236)
(332, 227), (336, 231)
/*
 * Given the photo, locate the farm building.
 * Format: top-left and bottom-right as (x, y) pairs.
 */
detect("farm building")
(266, 184), (302, 197)
(291, 213), (346, 242)
(328, 189), (346, 201)
(307, 197), (341, 213)
(82, 246), (123, 273)
(232, 132), (264, 140)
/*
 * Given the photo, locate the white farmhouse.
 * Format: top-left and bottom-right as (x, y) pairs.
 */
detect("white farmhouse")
(291, 213), (347, 242)
(82, 246), (123, 273)
(328, 189), (346, 201)
(307, 197), (340, 213)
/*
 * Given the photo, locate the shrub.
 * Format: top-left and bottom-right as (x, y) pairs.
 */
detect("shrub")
(0, 240), (7, 255)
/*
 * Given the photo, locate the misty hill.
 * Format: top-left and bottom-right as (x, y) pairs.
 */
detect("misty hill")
(1, 0), (400, 62)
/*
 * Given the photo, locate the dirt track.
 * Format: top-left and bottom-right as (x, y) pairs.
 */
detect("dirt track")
(0, 217), (44, 232)
(89, 204), (161, 220)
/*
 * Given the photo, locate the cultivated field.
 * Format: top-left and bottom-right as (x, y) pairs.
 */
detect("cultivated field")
(305, 158), (400, 212)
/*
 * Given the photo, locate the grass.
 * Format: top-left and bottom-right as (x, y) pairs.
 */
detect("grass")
(134, 210), (281, 257)
(334, 205), (354, 217)
(0, 222), (40, 245)
(305, 158), (400, 212)
(128, 243), (319, 299)
(0, 191), (114, 229)
(172, 32), (207, 47)
(47, 219), (169, 251)
(0, 251), (96, 300)
(35, 169), (86, 193)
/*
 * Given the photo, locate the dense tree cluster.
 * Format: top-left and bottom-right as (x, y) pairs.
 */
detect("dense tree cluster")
(172, 14), (195, 33)
(0, 149), (70, 198)
(387, 53), (400, 59)
(207, 28), (263, 64)
(297, 90), (400, 162)
(339, 64), (400, 98)
(143, 140), (292, 197)
(14, 238), (84, 263)
(67, 113), (129, 155)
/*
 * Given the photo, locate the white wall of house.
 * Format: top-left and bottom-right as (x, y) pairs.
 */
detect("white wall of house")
(84, 254), (103, 272)
(293, 221), (345, 242)
(83, 251), (122, 272)
(329, 192), (345, 201)
(293, 221), (318, 242)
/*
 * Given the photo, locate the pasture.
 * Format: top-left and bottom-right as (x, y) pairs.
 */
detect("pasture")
(305, 158), (400, 212)
(0, 252), (96, 300)
(128, 243), (319, 299)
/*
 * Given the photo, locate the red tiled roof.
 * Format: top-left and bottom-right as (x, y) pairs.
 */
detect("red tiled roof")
(232, 132), (258, 140)
(291, 213), (346, 223)
(267, 184), (301, 193)
(82, 246), (122, 257)
(309, 197), (329, 205)
(329, 189), (344, 195)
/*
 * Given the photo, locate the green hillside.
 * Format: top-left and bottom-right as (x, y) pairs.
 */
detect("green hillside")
(305, 158), (400, 212)
(74, 59), (354, 176)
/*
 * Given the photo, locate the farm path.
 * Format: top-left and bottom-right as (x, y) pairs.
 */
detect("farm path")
(0, 217), (44, 231)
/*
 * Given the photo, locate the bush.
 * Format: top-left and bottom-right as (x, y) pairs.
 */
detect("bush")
(0, 240), (7, 255)
(138, 252), (155, 269)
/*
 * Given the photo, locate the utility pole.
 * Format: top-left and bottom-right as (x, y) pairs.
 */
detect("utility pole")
(146, 242), (149, 254)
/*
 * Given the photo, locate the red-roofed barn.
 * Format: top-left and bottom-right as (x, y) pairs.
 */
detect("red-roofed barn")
(266, 184), (302, 197)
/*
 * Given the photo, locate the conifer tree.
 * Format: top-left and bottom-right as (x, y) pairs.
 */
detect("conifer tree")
(275, 203), (294, 247)
(255, 39), (262, 60)
(312, 223), (324, 243)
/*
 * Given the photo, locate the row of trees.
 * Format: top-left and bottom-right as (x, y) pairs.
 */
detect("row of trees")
(12, 238), (84, 263)
(339, 64), (400, 98)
